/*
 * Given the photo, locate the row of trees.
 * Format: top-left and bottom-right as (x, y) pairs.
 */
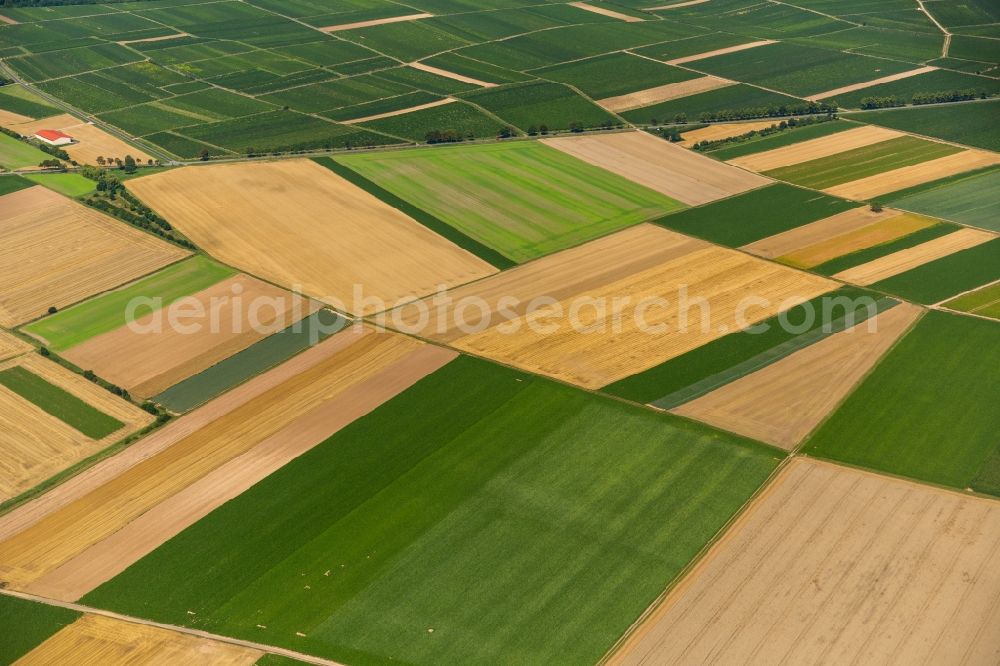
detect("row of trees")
(858, 88), (991, 109)
(691, 114), (838, 151)
(692, 101), (838, 123)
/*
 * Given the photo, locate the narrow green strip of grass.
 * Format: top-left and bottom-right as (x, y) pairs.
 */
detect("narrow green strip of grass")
(314, 156), (515, 270)
(811, 222), (956, 275)
(0, 365), (124, 439)
(24, 172), (96, 197)
(22, 255), (233, 351)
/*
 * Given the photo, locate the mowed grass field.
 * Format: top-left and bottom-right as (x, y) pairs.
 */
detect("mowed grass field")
(0, 131), (51, 169)
(764, 136), (963, 190)
(336, 141), (684, 262)
(22, 255), (233, 351)
(84, 356), (781, 665)
(804, 311), (1000, 495)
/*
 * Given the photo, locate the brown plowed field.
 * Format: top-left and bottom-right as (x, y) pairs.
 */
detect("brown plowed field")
(0, 329), (429, 590)
(16, 614), (262, 665)
(672, 302), (922, 449)
(541, 131), (769, 205)
(610, 458), (1000, 665)
(727, 125), (902, 172)
(62, 274), (319, 398)
(0, 355), (152, 502)
(0, 186), (188, 327)
(824, 149), (1000, 200)
(833, 227), (997, 285)
(320, 13), (432, 31)
(395, 224), (835, 389)
(126, 160), (497, 315)
(597, 77), (732, 112)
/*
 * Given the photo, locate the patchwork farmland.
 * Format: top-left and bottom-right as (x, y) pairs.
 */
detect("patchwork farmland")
(0, 1), (998, 664)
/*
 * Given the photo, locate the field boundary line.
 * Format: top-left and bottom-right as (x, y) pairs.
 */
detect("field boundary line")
(0, 589), (348, 666)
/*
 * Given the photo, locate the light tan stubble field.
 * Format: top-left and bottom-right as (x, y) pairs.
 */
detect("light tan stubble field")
(726, 125), (903, 172)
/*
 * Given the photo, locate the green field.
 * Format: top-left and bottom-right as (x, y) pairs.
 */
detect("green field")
(358, 100), (505, 142)
(871, 237), (1000, 304)
(845, 100), (1000, 151)
(0, 83), (60, 119)
(322, 91), (441, 123)
(764, 136), (963, 189)
(336, 141), (684, 262)
(821, 68), (1000, 108)
(0, 131), (52, 169)
(804, 311), (1000, 495)
(459, 81), (617, 132)
(154, 309), (349, 413)
(84, 356), (781, 665)
(705, 119), (855, 160)
(0, 173), (34, 196)
(535, 52), (699, 99)
(620, 83), (807, 125)
(0, 594), (80, 663)
(24, 172), (96, 197)
(654, 184), (856, 247)
(887, 167), (1000, 230)
(944, 282), (1000, 320)
(603, 287), (881, 405)
(23, 256), (232, 352)
(0, 365), (124, 439)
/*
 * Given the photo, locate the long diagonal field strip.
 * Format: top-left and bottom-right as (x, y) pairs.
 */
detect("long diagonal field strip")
(887, 167), (1000, 231)
(0, 328), (444, 592)
(726, 125), (904, 172)
(541, 131), (770, 206)
(81, 355), (781, 666)
(336, 141), (684, 263)
(126, 160), (497, 315)
(825, 149), (1000, 200)
(610, 458), (1000, 665)
(0, 355), (152, 503)
(0, 330), (32, 363)
(763, 136), (964, 190)
(394, 225), (836, 389)
(673, 302), (922, 450)
(0, 187), (188, 327)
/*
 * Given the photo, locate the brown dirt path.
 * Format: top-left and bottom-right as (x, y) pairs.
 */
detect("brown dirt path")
(320, 13), (432, 32)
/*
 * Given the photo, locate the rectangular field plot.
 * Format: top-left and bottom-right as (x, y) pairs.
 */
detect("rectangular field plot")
(888, 167), (1000, 231)
(726, 124), (903, 172)
(804, 310), (1000, 495)
(705, 119), (859, 160)
(127, 160), (497, 315)
(541, 131), (769, 206)
(867, 236), (1000, 304)
(654, 183), (856, 247)
(0, 354), (152, 503)
(846, 98), (1000, 151)
(825, 148), (1000, 200)
(611, 458), (1000, 665)
(534, 52), (700, 99)
(336, 140), (683, 263)
(0, 328), (455, 598)
(0, 186), (188, 327)
(392, 224), (836, 389)
(618, 83), (805, 126)
(61, 274), (320, 399)
(81, 355), (780, 666)
(458, 81), (616, 131)
(944, 281), (1000, 320)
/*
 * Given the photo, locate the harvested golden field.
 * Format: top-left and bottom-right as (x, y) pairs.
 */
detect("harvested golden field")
(15, 614), (262, 665)
(409, 62), (495, 87)
(126, 160), (497, 315)
(611, 458), (1000, 665)
(597, 76), (732, 113)
(807, 66), (938, 102)
(673, 303), (922, 449)
(824, 148), (1000, 200)
(665, 40), (775, 65)
(779, 213), (938, 268)
(395, 224), (835, 389)
(568, 2), (643, 21)
(62, 274), (319, 398)
(834, 227), (997, 285)
(541, 131), (769, 205)
(0, 186), (188, 327)
(0, 329), (31, 362)
(0, 354), (152, 502)
(678, 120), (780, 147)
(29, 341), (456, 602)
(741, 206), (905, 259)
(0, 328), (440, 593)
(9, 113), (154, 165)
(320, 13), (432, 31)
(0, 108), (32, 125)
(727, 125), (903, 172)
(344, 97), (457, 124)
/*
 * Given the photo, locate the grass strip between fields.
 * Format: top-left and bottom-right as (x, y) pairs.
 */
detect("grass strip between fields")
(154, 309), (349, 413)
(810, 222), (957, 275)
(0, 593), (81, 664)
(0, 365), (124, 439)
(603, 286), (876, 404)
(22, 255), (235, 352)
(314, 156), (515, 270)
(84, 356), (781, 665)
(651, 297), (900, 409)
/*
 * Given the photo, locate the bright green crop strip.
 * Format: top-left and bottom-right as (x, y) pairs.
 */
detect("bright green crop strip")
(86, 356), (780, 665)
(0, 365), (124, 439)
(336, 140), (684, 262)
(944, 282), (1000, 320)
(23, 255), (232, 351)
(0, 594), (80, 664)
(764, 136), (962, 190)
(25, 172), (96, 198)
